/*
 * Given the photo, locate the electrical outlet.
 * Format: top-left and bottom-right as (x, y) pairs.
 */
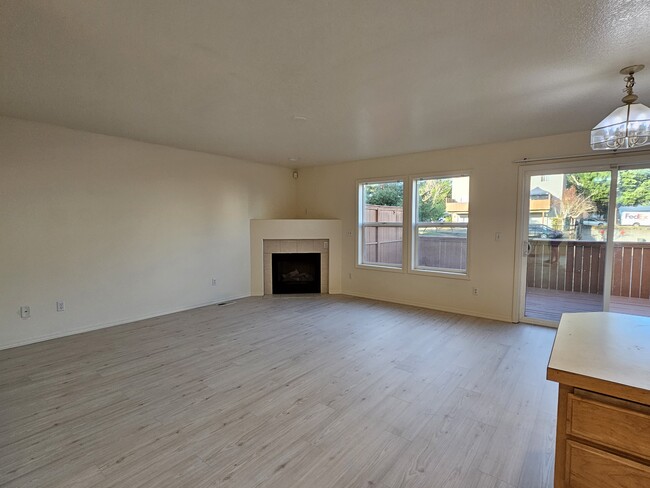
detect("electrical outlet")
(56, 301), (65, 312)
(323, 241), (329, 249)
(212, 278), (217, 286)
(20, 306), (30, 319)
(472, 287), (479, 296)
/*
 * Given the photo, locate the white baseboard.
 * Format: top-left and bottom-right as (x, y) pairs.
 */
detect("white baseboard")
(341, 291), (514, 323)
(0, 294), (250, 351)
(2, 291), (515, 351)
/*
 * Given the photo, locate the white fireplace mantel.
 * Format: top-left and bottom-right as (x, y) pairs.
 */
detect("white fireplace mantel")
(250, 219), (342, 296)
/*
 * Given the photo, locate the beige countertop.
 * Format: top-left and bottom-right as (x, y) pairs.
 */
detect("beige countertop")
(547, 312), (650, 406)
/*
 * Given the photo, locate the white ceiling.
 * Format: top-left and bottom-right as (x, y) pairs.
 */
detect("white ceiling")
(2, 1), (650, 167)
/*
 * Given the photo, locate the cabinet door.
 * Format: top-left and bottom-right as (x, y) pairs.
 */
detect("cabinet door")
(568, 393), (650, 461)
(566, 441), (650, 488)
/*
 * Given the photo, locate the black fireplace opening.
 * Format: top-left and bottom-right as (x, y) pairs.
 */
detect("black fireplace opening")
(272, 253), (321, 294)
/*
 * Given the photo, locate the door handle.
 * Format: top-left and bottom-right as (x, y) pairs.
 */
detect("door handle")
(523, 241), (532, 256)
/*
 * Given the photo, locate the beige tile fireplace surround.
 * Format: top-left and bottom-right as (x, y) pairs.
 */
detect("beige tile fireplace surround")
(263, 239), (329, 294)
(250, 219), (342, 296)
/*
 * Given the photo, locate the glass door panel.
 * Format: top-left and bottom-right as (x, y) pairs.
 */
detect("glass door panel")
(610, 167), (650, 317)
(524, 171), (611, 323)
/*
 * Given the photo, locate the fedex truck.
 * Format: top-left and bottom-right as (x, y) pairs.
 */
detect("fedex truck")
(619, 206), (650, 226)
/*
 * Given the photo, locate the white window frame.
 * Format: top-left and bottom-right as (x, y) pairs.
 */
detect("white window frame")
(410, 172), (471, 278)
(357, 177), (407, 271)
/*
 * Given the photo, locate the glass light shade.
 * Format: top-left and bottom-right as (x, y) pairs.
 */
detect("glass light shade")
(591, 103), (650, 150)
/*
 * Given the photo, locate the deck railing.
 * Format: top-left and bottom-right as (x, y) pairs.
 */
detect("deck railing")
(527, 239), (650, 299)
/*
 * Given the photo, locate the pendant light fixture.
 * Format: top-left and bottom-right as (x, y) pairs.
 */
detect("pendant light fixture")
(591, 65), (650, 150)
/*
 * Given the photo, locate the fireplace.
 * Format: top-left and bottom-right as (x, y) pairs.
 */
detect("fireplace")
(272, 253), (321, 294)
(251, 220), (341, 296)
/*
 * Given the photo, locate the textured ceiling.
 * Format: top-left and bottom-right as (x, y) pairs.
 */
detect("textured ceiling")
(1, 0), (650, 167)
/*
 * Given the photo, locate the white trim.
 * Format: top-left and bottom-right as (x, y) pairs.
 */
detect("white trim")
(342, 291), (513, 323)
(513, 166), (527, 322)
(408, 268), (470, 280)
(515, 162), (613, 324)
(356, 176), (408, 270)
(0, 294), (250, 351)
(356, 263), (406, 273)
(513, 157), (650, 324)
(513, 147), (650, 165)
(409, 172), (471, 278)
(518, 316), (559, 329)
(603, 169), (618, 310)
(362, 222), (403, 227)
(410, 168), (473, 180)
(357, 175), (407, 185)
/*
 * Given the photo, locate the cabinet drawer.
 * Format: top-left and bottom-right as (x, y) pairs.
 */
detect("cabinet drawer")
(567, 441), (650, 488)
(568, 393), (650, 460)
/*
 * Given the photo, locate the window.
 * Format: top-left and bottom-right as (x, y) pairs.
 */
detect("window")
(359, 180), (404, 268)
(413, 175), (469, 274)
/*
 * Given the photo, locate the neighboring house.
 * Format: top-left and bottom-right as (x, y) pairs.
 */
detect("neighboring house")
(444, 175), (566, 225)
(529, 186), (561, 225)
(530, 174), (565, 200)
(528, 174), (565, 225)
(445, 177), (469, 223)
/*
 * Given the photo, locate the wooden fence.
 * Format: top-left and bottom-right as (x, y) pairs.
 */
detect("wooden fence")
(527, 240), (650, 298)
(363, 234), (467, 268)
(363, 205), (648, 297)
(363, 205), (466, 268)
(363, 227), (403, 264)
(363, 205), (403, 265)
(416, 236), (467, 270)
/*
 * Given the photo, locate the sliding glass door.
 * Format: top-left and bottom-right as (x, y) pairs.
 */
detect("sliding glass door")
(520, 162), (650, 325)
(523, 170), (611, 323)
(610, 167), (650, 316)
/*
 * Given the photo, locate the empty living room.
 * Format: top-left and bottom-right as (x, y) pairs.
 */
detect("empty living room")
(2, 2), (650, 487)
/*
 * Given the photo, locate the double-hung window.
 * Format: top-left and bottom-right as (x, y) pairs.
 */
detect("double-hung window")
(412, 175), (470, 275)
(359, 180), (404, 268)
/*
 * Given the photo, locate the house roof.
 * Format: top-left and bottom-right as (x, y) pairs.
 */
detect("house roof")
(1, 1), (650, 166)
(530, 187), (550, 197)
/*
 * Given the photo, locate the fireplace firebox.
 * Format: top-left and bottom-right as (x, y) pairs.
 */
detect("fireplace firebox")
(272, 253), (321, 294)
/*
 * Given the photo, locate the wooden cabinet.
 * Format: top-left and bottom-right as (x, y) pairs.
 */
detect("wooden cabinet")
(566, 441), (650, 488)
(547, 312), (650, 488)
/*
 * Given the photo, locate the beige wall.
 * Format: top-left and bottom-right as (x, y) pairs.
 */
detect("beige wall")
(0, 117), (297, 348)
(296, 131), (593, 322)
(0, 113), (598, 348)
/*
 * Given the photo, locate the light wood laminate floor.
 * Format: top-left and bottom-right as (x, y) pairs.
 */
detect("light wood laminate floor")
(0, 295), (557, 488)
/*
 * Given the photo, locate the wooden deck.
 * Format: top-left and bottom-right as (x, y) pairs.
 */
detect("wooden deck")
(525, 287), (650, 322)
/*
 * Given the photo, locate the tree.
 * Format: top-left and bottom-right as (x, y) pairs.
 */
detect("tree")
(617, 169), (650, 206)
(365, 182), (403, 206)
(566, 172), (610, 215)
(561, 187), (595, 228)
(417, 179), (452, 222)
(566, 169), (650, 215)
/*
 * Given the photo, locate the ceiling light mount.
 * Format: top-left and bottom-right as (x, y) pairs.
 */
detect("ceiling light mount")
(620, 65), (644, 104)
(591, 65), (650, 151)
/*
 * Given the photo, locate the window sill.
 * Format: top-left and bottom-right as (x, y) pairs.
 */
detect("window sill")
(408, 268), (470, 280)
(356, 263), (405, 273)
